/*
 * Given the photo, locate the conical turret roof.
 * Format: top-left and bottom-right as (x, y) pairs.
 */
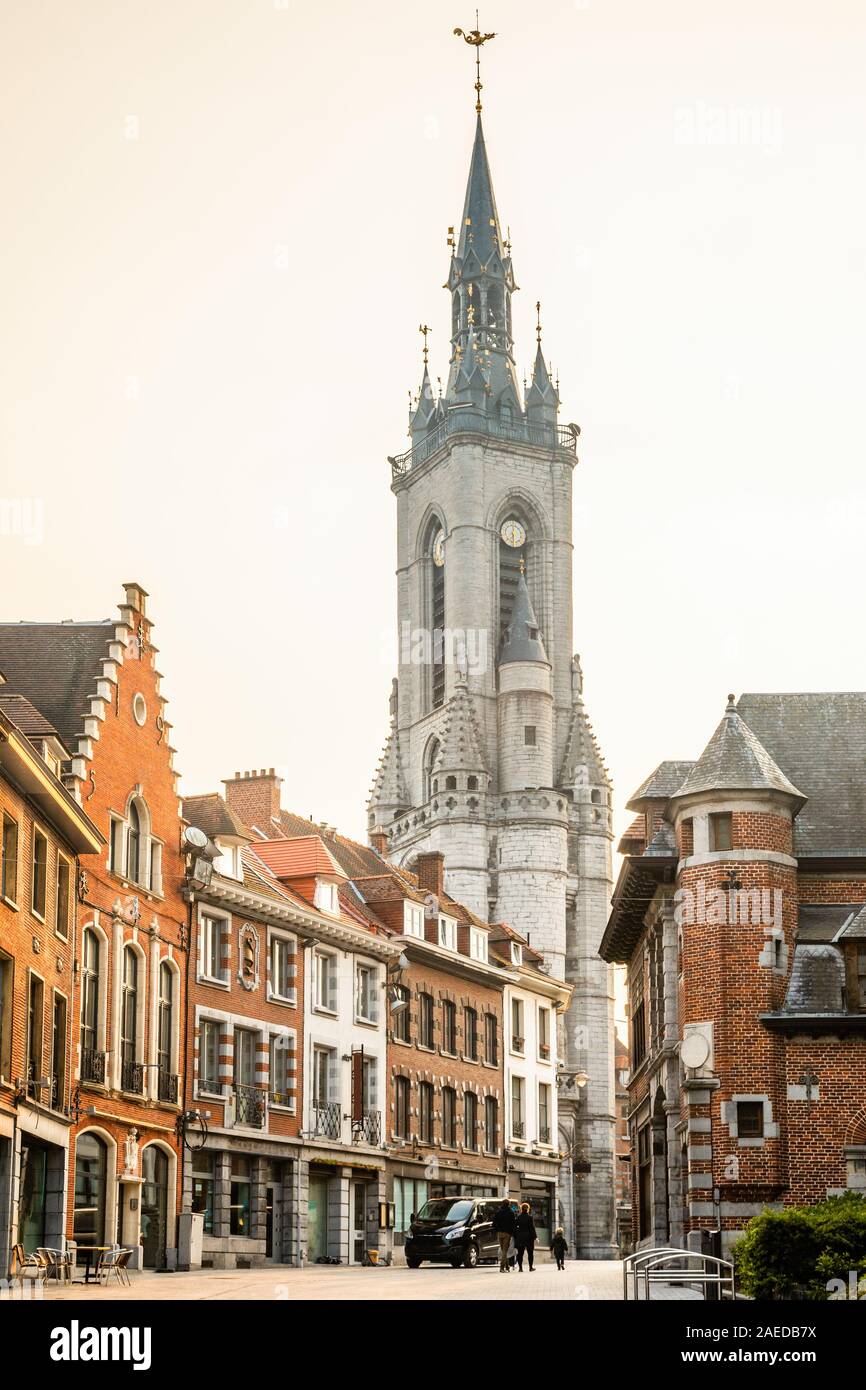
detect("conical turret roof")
(500, 572), (547, 664)
(672, 696), (806, 807)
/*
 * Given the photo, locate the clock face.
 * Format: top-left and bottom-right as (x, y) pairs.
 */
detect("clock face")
(500, 518), (526, 549)
(432, 530), (445, 567)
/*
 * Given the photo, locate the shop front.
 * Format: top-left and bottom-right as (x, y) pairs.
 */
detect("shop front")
(506, 1154), (560, 1253)
(14, 1107), (69, 1257)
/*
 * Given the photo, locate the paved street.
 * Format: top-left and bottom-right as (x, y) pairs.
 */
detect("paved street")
(32, 1259), (700, 1302)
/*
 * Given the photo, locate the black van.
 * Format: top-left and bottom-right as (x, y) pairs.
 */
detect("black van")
(404, 1197), (503, 1268)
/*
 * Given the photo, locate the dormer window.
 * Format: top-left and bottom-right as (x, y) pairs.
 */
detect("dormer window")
(469, 927), (488, 963)
(215, 841), (241, 881)
(510, 942), (523, 967)
(403, 902), (424, 939)
(315, 880), (340, 916)
(438, 916), (457, 951)
(40, 741), (62, 778)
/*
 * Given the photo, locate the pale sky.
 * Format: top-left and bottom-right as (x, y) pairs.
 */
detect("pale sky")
(2, 0), (866, 866)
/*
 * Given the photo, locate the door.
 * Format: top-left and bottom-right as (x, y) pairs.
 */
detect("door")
(266, 1184), (283, 1261)
(351, 1180), (366, 1264)
(477, 1201), (499, 1258)
(307, 1175), (329, 1262)
(141, 1146), (168, 1269)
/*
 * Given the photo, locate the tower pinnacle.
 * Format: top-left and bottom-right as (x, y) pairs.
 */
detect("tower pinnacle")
(453, 15), (496, 114)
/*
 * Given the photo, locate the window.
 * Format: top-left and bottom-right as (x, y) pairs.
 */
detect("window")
(31, 828), (47, 918)
(395, 1076), (411, 1139)
(419, 1081), (434, 1142)
(464, 1007), (478, 1060)
(74, 1133), (107, 1247)
(54, 855), (71, 939)
(361, 1054), (377, 1113)
(637, 1124), (652, 1239)
(538, 1006), (551, 1059)
(312, 1046), (335, 1106)
(51, 992), (67, 1110)
(524, 725), (536, 746)
(709, 812), (733, 852)
(499, 521), (528, 645)
(270, 1035), (291, 1107)
(511, 998), (525, 1052)
(200, 914), (226, 982)
(270, 934), (294, 1002)
(404, 902), (424, 938)
(538, 1083), (552, 1144)
(631, 962), (646, 1068)
(418, 992), (434, 1048)
(438, 916), (457, 951)
(315, 880), (340, 915)
(80, 929), (100, 1059)
(127, 802), (141, 883)
(199, 1018), (221, 1092)
(469, 927), (488, 962)
(26, 974), (44, 1095)
(423, 737), (441, 803)
(391, 984), (410, 1041)
(511, 1075), (525, 1138)
(484, 1013), (498, 1066)
(120, 948), (139, 1082)
(191, 1152), (214, 1234)
(1, 814), (18, 903)
(108, 817), (123, 875)
(234, 1028), (255, 1087)
(510, 941), (523, 966)
(148, 840), (163, 895)
(442, 1086), (456, 1146)
(857, 947), (866, 1010)
(230, 1156), (251, 1236)
(0, 951), (12, 1082)
(464, 1091), (478, 1151)
(355, 963), (378, 1023)
(314, 952), (338, 1013)
(737, 1101), (764, 1139)
(442, 1000), (457, 1053)
(484, 1096), (498, 1154)
(157, 962), (173, 1078)
(430, 526), (446, 710)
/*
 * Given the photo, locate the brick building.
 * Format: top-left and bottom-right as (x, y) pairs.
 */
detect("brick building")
(601, 694), (866, 1256)
(0, 692), (103, 1276)
(0, 583), (188, 1270)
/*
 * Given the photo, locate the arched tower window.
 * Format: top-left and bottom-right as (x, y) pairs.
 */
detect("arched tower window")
(452, 291), (461, 339)
(498, 515), (529, 647)
(426, 523), (446, 710)
(424, 738), (441, 803)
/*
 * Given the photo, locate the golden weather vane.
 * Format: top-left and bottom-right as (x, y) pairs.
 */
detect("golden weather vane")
(453, 13), (496, 114)
(418, 323), (431, 365)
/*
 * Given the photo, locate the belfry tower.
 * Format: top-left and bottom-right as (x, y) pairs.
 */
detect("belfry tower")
(368, 34), (616, 1256)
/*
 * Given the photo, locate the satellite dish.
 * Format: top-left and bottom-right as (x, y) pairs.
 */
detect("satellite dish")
(680, 1032), (710, 1069)
(184, 826), (208, 850)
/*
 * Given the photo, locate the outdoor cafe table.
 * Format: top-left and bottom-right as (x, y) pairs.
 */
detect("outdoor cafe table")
(72, 1246), (115, 1284)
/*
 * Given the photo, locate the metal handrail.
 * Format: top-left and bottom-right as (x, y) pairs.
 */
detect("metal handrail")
(623, 1246), (695, 1301)
(623, 1246), (735, 1301)
(390, 411), (577, 477)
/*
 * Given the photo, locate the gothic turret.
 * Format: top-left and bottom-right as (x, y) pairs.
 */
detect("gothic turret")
(525, 335), (560, 428)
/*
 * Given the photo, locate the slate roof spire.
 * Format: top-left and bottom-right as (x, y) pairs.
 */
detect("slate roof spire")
(499, 569), (548, 665)
(671, 694), (807, 808)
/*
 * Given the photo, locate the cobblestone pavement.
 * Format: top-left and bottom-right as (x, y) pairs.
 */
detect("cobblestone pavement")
(34, 1259), (700, 1302)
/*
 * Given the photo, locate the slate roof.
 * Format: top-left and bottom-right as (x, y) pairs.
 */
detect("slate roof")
(736, 693), (866, 856)
(840, 903), (866, 941)
(672, 700), (805, 806)
(796, 904), (863, 944)
(456, 114), (504, 267)
(782, 943), (846, 1014)
(0, 621), (113, 751)
(499, 572), (548, 665)
(183, 794), (252, 843)
(626, 760), (695, 809)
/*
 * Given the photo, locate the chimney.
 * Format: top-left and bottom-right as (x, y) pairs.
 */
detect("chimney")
(369, 829), (388, 857)
(223, 767), (282, 831)
(415, 851), (445, 900)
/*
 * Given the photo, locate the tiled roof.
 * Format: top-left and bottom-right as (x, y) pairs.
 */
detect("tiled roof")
(736, 693), (866, 856)
(240, 848), (319, 910)
(339, 883), (391, 934)
(0, 691), (68, 753)
(0, 621), (114, 751)
(183, 794), (252, 843)
(618, 815), (647, 853)
(251, 835), (346, 880)
(254, 809), (385, 878)
(350, 873), (427, 906)
(488, 922), (544, 962)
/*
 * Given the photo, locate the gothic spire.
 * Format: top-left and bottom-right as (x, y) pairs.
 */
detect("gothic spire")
(525, 302), (560, 425)
(499, 569), (548, 664)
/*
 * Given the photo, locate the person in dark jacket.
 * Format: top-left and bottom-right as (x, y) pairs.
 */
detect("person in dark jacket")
(514, 1202), (537, 1272)
(551, 1227), (569, 1270)
(492, 1199), (516, 1272)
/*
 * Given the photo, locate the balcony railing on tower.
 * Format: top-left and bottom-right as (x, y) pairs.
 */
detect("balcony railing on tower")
(389, 410), (579, 479)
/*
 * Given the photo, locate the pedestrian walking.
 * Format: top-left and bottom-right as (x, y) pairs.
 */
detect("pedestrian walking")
(492, 1198), (517, 1272)
(551, 1227), (568, 1270)
(514, 1202), (537, 1272)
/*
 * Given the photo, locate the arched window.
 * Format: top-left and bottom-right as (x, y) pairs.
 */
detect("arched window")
(425, 522), (446, 710)
(424, 738), (441, 804)
(498, 515), (529, 646)
(157, 962), (173, 1082)
(452, 291), (460, 338)
(127, 802), (141, 882)
(121, 947), (140, 1090)
(80, 929), (100, 1057)
(73, 1133), (107, 1246)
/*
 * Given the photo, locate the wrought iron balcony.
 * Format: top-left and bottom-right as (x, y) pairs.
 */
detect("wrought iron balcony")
(389, 409), (579, 479)
(312, 1101), (342, 1141)
(157, 1069), (179, 1104)
(121, 1059), (144, 1095)
(353, 1110), (381, 1145)
(539, 1126), (551, 1145)
(512, 1120), (525, 1139)
(81, 1048), (106, 1085)
(234, 1083), (266, 1128)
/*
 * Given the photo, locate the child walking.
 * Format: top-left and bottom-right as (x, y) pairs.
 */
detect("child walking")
(551, 1227), (569, 1270)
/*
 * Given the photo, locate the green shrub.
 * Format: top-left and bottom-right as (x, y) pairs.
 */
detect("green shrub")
(732, 1192), (866, 1300)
